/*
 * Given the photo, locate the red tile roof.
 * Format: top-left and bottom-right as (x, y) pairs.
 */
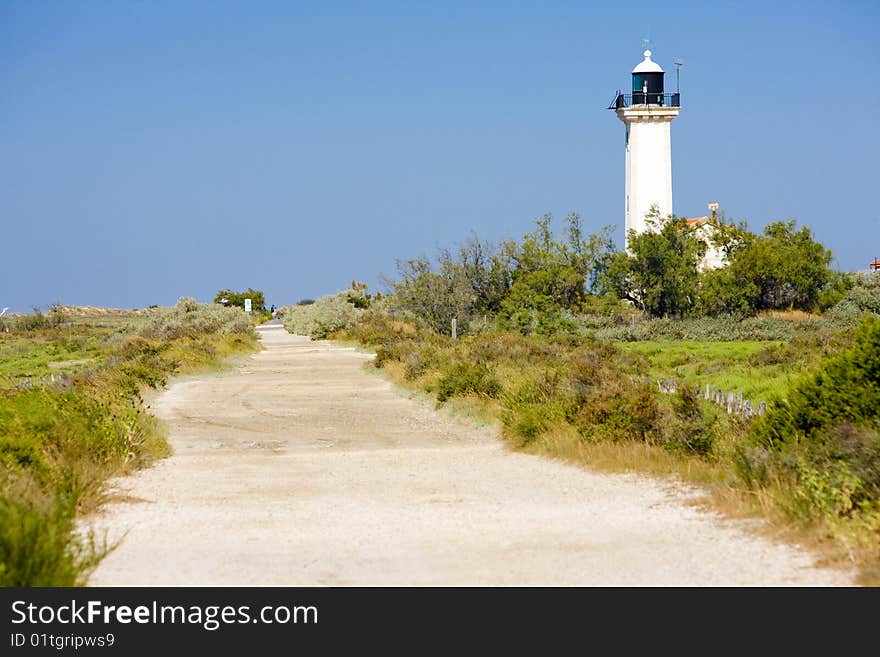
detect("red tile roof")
(685, 216), (709, 226)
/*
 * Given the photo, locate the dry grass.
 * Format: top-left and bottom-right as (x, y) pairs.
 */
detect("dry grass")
(757, 309), (822, 321)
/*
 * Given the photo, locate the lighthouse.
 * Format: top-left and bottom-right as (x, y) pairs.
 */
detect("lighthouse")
(610, 50), (681, 244)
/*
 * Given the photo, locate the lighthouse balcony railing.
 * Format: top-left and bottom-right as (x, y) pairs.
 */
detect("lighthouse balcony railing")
(608, 92), (681, 109)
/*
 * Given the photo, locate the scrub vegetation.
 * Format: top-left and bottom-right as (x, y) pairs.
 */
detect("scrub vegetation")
(290, 210), (880, 583)
(0, 299), (259, 586)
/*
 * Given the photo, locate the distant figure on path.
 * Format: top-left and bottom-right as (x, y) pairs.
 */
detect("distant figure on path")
(270, 304), (277, 318)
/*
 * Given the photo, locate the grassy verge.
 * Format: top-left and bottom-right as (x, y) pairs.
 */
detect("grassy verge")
(334, 311), (879, 584)
(0, 300), (259, 586)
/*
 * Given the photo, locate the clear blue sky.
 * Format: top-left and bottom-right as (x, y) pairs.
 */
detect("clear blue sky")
(2, 0), (878, 311)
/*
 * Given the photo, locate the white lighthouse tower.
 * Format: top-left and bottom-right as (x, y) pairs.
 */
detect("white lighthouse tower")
(611, 49), (680, 244)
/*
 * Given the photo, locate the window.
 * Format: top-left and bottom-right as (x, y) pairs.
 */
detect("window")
(632, 74), (643, 92)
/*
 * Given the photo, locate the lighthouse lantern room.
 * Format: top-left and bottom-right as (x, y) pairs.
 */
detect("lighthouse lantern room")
(609, 50), (681, 244)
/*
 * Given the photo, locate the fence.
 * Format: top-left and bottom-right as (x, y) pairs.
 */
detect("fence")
(657, 379), (766, 419)
(9, 372), (76, 391)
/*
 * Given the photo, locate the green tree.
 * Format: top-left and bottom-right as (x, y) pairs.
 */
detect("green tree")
(601, 210), (705, 318)
(498, 213), (614, 332)
(512, 213), (613, 308)
(391, 235), (516, 335)
(391, 257), (475, 335)
(214, 288), (266, 311)
(390, 214), (612, 335)
(697, 220), (835, 315)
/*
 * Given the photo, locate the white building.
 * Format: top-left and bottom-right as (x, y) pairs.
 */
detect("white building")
(611, 50), (680, 242)
(684, 205), (728, 272)
(611, 50), (726, 271)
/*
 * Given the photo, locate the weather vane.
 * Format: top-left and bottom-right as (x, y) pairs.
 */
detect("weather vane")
(641, 36), (652, 51)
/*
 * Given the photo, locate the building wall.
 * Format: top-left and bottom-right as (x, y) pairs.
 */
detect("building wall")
(618, 106), (679, 244)
(693, 223), (727, 271)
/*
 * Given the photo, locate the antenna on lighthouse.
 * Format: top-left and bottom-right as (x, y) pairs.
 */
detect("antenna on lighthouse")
(674, 58), (684, 94)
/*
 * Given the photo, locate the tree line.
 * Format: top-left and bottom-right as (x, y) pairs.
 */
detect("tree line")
(388, 208), (848, 335)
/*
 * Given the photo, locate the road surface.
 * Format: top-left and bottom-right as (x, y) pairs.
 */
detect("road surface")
(88, 323), (851, 585)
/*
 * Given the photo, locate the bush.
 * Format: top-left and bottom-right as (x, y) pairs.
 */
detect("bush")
(789, 424), (880, 519)
(436, 362), (501, 402)
(747, 343), (796, 367)
(0, 497), (106, 586)
(751, 317), (880, 449)
(0, 307), (67, 333)
(142, 298), (254, 340)
(574, 375), (660, 443)
(826, 271), (880, 325)
(747, 318), (880, 521)
(569, 354), (661, 443)
(583, 314), (834, 342)
(500, 368), (573, 445)
(282, 292), (363, 339)
(344, 310), (419, 346)
(732, 444), (772, 489)
(662, 384), (717, 456)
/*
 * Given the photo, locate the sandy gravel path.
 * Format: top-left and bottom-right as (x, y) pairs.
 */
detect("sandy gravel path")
(87, 324), (852, 585)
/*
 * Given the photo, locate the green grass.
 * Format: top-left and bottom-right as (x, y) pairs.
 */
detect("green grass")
(619, 337), (847, 401)
(619, 340), (787, 400)
(0, 332), (108, 385)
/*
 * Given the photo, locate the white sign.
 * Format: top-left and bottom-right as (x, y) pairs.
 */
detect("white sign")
(244, 298), (252, 313)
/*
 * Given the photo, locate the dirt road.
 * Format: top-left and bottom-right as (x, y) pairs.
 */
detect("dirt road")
(88, 324), (851, 585)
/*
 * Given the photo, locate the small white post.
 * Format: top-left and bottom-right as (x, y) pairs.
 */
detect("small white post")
(451, 318), (457, 340)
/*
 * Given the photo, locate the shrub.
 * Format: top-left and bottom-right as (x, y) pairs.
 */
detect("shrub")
(569, 355), (661, 443)
(746, 318), (880, 523)
(282, 292), (363, 339)
(574, 377), (660, 443)
(497, 305), (577, 336)
(0, 307), (67, 333)
(500, 368), (573, 445)
(747, 343), (796, 367)
(584, 314), (835, 342)
(436, 362), (501, 402)
(0, 497), (106, 587)
(751, 317), (880, 449)
(826, 271), (880, 325)
(789, 423), (880, 519)
(792, 458), (863, 520)
(345, 310), (420, 346)
(504, 405), (555, 445)
(141, 298), (253, 340)
(732, 444), (772, 489)
(662, 384), (717, 456)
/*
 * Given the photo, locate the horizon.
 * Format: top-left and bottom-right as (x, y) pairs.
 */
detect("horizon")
(3, 1), (879, 313)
